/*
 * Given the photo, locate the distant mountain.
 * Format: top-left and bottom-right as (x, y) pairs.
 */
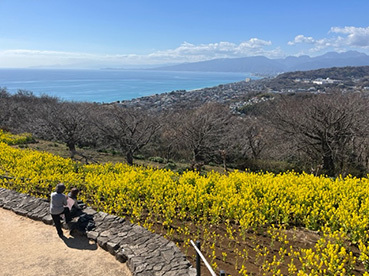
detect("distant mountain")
(154, 56), (284, 74)
(153, 51), (369, 74)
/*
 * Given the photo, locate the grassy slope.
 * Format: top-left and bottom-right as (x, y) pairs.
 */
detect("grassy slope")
(17, 139), (227, 173)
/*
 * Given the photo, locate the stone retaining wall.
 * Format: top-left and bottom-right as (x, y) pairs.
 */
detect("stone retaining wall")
(0, 188), (196, 276)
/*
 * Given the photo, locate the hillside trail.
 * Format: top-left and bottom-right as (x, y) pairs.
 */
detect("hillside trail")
(0, 208), (132, 276)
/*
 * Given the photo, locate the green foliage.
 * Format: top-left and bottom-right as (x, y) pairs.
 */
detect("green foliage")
(97, 148), (120, 155)
(133, 154), (145, 160)
(164, 162), (177, 170)
(148, 156), (165, 163)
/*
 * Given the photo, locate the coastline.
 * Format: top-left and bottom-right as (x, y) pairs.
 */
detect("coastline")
(0, 68), (250, 103)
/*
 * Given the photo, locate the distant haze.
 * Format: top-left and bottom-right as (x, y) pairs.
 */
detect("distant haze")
(153, 51), (369, 74)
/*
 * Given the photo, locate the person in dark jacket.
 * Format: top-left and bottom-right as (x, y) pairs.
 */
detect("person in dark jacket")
(50, 183), (71, 238)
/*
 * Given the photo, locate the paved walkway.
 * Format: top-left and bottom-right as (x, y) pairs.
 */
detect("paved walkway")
(0, 208), (132, 276)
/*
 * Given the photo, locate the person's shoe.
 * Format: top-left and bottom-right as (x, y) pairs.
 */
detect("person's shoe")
(58, 232), (64, 238)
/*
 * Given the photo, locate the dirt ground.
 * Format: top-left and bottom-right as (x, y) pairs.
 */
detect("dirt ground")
(0, 208), (132, 276)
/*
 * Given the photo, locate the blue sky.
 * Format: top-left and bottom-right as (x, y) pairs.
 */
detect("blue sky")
(0, 0), (368, 68)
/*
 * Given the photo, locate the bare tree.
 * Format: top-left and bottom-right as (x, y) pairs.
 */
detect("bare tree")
(231, 116), (269, 160)
(36, 101), (95, 161)
(93, 105), (161, 165)
(176, 103), (232, 168)
(0, 88), (12, 130)
(153, 112), (184, 162)
(268, 92), (368, 176)
(0, 89), (59, 134)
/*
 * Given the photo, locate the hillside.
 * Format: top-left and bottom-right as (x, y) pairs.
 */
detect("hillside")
(119, 65), (369, 111)
(273, 65), (369, 80)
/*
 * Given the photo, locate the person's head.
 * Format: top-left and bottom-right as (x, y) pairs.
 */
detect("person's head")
(70, 187), (79, 198)
(55, 183), (66, 194)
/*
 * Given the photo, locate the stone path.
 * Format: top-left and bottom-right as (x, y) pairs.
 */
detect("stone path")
(0, 188), (196, 276)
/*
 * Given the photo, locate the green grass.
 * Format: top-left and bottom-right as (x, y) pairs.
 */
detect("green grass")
(15, 139), (228, 174)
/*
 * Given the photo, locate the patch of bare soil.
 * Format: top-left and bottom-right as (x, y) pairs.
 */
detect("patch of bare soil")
(158, 220), (365, 276)
(0, 208), (132, 276)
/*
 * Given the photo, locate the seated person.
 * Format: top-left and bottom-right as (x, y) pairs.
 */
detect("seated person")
(67, 187), (85, 217)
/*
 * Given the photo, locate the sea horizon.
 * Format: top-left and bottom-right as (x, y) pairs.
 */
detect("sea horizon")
(0, 68), (254, 103)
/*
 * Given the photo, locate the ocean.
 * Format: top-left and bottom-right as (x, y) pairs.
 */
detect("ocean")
(0, 69), (253, 103)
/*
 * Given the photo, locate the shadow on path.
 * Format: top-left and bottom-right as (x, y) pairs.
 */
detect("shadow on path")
(61, 234), (98, 250)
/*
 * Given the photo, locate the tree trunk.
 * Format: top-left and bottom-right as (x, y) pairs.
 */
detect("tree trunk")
(220, 149), (228, 172)
(67, 141), (77, 159)
(126, 150), (134, 166)
(193, 147), (204, 163)
(322, 143), (335, 176)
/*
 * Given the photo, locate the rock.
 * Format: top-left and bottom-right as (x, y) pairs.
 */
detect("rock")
(87, 230), (100, 240)
(106, 241), (120, 254)
(83, 207), (97, 216)
(42, 214), (53, 225)
(115, 250), (128, 263)
(97, 236), (109, 249)
(13, 208), (28, 216)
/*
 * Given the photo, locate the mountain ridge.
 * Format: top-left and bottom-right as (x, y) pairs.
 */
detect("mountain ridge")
(153, 51), (369, 75)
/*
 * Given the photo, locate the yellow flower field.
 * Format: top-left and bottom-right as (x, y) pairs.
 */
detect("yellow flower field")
(1, 132), (369, 275)
(0, 129), (33, 145)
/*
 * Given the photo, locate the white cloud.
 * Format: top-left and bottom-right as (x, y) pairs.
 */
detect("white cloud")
(288, 35), (337, 50)
(148, 39), (279, 62)
(288, 26), (369, 54)
(238, 38), (272, 48)
(0, 39), (282, 68)
(288, 35), (316, 45)
(330, 26), (369, 47)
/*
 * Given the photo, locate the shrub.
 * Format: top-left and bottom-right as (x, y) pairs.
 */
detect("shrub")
(164, 162), (177, 170)
(148, 156), (164, 163)
(134, 154), (145, 160)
